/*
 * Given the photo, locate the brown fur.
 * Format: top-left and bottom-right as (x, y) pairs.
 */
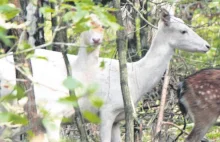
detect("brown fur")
(179, 68), (220, 142)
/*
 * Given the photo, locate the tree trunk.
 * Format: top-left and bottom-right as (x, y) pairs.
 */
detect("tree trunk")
(35, 0), (45, 46)
(113, 0), (134, 142)
(13, 0), (44, 139)
(51, 2), (67, 52)
(127, 1), (139, 62)
(140, 1), (149, 57)
(52, 22), (67, 51)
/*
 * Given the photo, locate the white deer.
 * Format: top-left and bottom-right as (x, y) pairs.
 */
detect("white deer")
(0, 9), (210, 142)
(91, 9), (210, 142)
(0, 14), (104, 141)
(32, 14), (104, 141)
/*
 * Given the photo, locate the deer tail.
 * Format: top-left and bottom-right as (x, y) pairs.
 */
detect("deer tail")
(177, 81), (187, 116)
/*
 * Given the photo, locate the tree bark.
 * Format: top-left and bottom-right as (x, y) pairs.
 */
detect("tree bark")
(51, 2), (67, 52)
(127, 1), (139, 62)
(113, 0), (134, 142)
(139, 1), (149, 57)
(35, 0), (45, 46)
(13, 0), (44, 139)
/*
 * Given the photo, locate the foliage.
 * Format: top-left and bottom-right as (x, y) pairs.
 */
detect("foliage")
(1, 0), (220, 141)
(0, 1), (19, 46)
(83, 111), (101, 124)
(0, 0), (116, 141)
(176, 1), (220, 71)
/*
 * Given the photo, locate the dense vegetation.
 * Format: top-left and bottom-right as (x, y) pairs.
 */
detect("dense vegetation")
(0, 0), (219, 141)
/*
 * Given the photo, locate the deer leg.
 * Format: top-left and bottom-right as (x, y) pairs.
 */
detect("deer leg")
(185, 111), (218, 142)
(100, 110), (117, 142)
(111, 122), (121, 142)
(44, 117), (62, 142)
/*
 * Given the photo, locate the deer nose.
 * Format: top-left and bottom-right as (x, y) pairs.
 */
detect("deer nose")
(206, 44), (210, 49)
(92, 38), (100, 44)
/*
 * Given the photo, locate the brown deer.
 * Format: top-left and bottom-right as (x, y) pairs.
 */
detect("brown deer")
(177, 68), (220, 142)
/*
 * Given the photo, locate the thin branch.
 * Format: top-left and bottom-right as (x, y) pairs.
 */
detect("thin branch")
(61, 46), (88, 142)
(126, 24), (147, 37)
(155, 63), (170, 141)
(126, 0), (158, 29)
(0, 42), (80, 59)
(162, 121), (189, 135)
(2, 61), (68, 95)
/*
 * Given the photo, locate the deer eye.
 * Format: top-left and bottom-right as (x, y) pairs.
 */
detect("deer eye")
(181, 30), (187, 34)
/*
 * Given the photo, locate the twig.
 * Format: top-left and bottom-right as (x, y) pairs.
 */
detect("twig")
(1, 60), (68, 95)
(126, 0), (158, 29)
(162, 121), (189, 135)
(0, 42), (80, 59)
(61, 47), (88, 141)
(155, 63), (170, 141)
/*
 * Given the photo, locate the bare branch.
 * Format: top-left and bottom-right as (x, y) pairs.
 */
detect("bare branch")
(126, 0), (158, 29)
(162, 121), (189, 135)
(155, 63), (170, 141)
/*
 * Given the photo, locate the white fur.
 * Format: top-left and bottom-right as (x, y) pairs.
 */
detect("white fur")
(0, 12), (209, 142)
(0, 15), (104, 141)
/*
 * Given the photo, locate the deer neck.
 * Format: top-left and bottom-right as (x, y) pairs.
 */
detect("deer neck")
(133, 33), (174, 102)
(76, 46), (100, 68)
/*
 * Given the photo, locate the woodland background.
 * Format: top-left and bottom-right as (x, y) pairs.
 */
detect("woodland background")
(0, 0), (220, 142)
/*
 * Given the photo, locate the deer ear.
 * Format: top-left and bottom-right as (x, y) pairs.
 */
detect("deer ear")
(160, 8), (170, 26)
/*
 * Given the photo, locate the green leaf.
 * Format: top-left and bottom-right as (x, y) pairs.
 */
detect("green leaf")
(40, 6), (55, 15)
(63, 76), (82, 90)
(86, 46), (96, 53)
(99, 60), (105, 69)
(74, 0), (94, 5)
(0, 112), (28, 125)
(62, 117), (72, 123)
(16, 85), (26, 100)
(0, 0), (8, 5)
(58, 95), (78, 107)
(72, 19), (90, 33)
(0, 85), (25, 102)
(18, 41), (31, 50)
(0, 48), (4, 54)
(93, 8), (120, 31)
(83, 110), (101, 124)
(71, 9), (89, 23)
(0, 94), (17, 102)
(42, 118), (57, 130)
(86, 83), (99, 95)
(89, 95), (104, 108)
(0, 26), (11, 46)
(26, 55), (48, 61)
(35, 56), (48, 60)
(48, 0), (57, 3)
(64, 0), (75, 3)
(208, 2), (219, 9)
(0, 4), (20, 20)
(63, 11), (75, 22)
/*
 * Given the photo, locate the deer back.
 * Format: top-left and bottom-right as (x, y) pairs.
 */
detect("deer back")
(178, 68), (220, 118)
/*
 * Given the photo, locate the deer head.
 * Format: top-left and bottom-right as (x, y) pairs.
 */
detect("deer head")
(80, 14), (104, 47)
(158, 9), (210, 53)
